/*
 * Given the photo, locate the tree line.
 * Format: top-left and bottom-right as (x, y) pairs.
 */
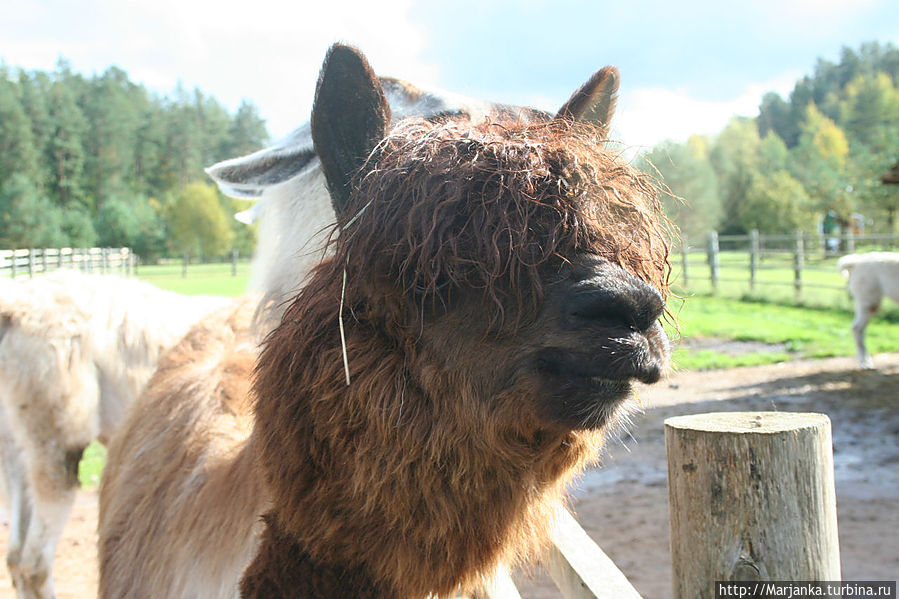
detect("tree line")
(0, 59), (269, 259)
(639, 41), (899, 243)
(3, 43), (898, 259)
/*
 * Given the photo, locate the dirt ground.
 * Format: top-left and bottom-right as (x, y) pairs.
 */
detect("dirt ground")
(2, 352), (898, 598)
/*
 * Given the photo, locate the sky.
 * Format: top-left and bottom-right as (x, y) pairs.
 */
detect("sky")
(2, 0), (898, 154)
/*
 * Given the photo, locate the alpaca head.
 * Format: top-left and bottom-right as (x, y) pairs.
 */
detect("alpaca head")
(308, 44), (670, 432)
(250, 44), (672, 596)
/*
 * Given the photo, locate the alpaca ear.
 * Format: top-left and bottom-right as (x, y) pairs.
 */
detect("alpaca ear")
(311, 44), (391, 216)
(555, 66), (619, 137)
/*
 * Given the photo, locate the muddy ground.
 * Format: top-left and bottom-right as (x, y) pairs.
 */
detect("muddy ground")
(2, 352), (898, 598)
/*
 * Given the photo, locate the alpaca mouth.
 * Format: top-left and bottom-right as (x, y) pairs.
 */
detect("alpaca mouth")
(533, 328), (668, 429)
(534, 364), (634, 430)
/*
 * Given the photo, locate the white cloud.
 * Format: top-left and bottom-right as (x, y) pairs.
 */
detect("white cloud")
(613, 71), (801, 151)
(0, 0), (438, 140)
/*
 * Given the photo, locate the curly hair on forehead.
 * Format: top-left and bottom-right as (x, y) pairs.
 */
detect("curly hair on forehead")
(331, 116), (673, 320)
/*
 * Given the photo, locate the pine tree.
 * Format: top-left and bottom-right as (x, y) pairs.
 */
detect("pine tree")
(46, 78), (88, 208)
(0, 76), (39, 187)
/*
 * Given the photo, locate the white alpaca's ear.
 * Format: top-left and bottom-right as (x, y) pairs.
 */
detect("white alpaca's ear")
(205, 124), (318, 200)
(311, 44), (391, 217)
(556, 66), (619, 137)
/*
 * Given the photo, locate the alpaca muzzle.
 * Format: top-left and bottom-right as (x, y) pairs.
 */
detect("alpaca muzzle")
(532, 261), (670, 429)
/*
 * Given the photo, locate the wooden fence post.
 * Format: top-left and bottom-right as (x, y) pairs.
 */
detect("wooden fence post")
(793, 229), (804, 301)
(232, 249), (239, 277)
(706, 232), (719, 294)
(845, 228), (855, 253)
(10, 250), (16, 279)
(28, 249), (35, 278)
(749, 229), (759, 292)
(665, 412), (840, 599)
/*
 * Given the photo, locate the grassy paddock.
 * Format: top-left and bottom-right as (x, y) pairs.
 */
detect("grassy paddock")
(136, 259), (252, 296)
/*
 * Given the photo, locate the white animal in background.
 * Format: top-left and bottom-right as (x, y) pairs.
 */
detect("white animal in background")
(0, 271), (228, 599)
(838, 251), (899, 369)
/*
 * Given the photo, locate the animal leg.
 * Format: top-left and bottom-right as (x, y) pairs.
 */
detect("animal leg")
(1, 428), (36, 595)
(8, 483), (77, 599)
(851, 301), (879, 369)
(8, 444), (84, 599)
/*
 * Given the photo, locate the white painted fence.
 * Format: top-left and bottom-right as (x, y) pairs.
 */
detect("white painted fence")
(0, 247), (134, 278)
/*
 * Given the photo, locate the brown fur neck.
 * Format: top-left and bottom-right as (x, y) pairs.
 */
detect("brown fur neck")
(240, 515), (393, 598)
(247, 274), (604, 598)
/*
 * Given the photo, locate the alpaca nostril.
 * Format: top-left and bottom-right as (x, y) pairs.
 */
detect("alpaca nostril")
(634, 286), (665, 331)
(566, 282), (664, 332)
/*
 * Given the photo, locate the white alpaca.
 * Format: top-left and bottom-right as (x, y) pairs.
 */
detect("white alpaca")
(0, 270), (228, 599)
(838, 252), (899, 369)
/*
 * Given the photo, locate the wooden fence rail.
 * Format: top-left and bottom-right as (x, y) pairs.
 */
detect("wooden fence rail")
(0, 247), (135, 278)
(677, 230), (899, 303)
(478, 508), (644, 598)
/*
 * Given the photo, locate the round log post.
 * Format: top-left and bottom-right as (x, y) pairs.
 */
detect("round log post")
(665, 412), (840, 599)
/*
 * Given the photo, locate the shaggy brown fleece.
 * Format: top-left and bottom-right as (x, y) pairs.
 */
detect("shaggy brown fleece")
(248, 117), (671, 597)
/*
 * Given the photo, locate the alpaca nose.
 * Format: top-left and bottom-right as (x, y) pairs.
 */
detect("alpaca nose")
(565, 266), (664, 333)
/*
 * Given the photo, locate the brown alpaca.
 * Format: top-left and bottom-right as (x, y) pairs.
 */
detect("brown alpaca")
(99, 44), (671, 599)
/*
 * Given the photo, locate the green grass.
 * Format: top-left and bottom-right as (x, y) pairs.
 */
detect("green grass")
(675, 250), (852, 309)
(78, 442), (107, 487)
(136, 260), (251, 296)
(666, 293), (899, 370)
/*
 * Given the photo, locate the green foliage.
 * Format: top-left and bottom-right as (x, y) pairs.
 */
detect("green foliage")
(0, 78), (38, 186)
(168, 182), (234, 258)
(741, 170), (813, 233)
(640, 41), (899, 239)
(758, 132), (789, 173)
(0, 174), (65, 247)
(0, 57), (268, 255)
(789, 104), (852, 218)
(47, 78), (88, 208)
(709, 117), (761, 234)
(95, 191), (167, 256)
(225, 100), (270, 158)
(61, 205), (97, 247)
(640, 136), (720, 240)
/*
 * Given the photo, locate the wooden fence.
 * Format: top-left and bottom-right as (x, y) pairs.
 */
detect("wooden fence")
(0, 247), (135, 278)
(478, 411), (841, 599)
(476, 506), (643, 599)
(676, 230), (899, 304)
